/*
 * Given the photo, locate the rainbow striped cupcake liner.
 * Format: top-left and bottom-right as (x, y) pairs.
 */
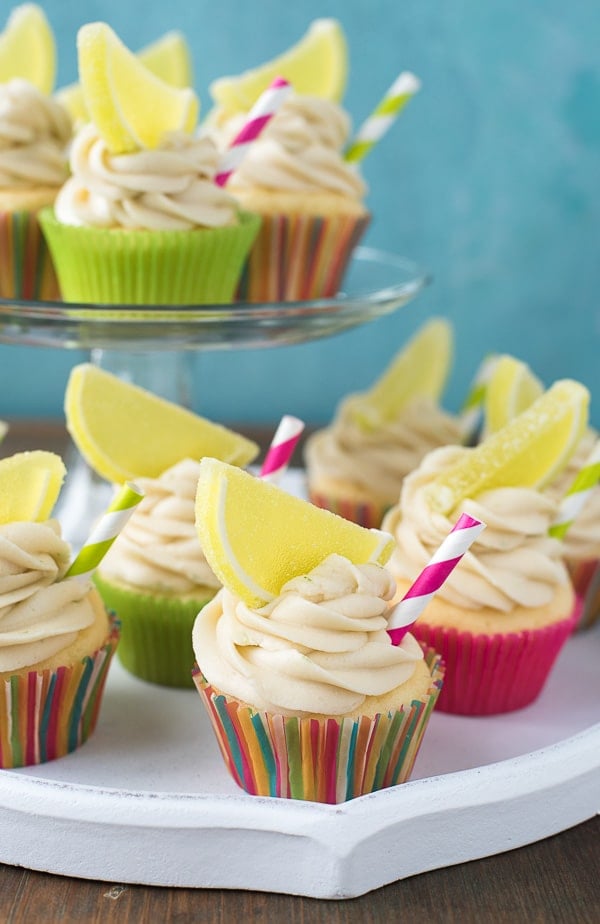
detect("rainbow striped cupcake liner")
(566, 559), (600, 631)
(193, 648), (444, 803)
(0, 209), (60, 301)
(308, 487), (390, 530)
(0, 620), (120, 769)
(236, 211), (371, 303)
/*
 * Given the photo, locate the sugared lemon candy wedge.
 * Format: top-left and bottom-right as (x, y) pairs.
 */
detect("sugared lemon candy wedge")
(0, 3), (55, 94)
(65, 363), (259, 484)
(0, 451), (66, 524)
(210, 18), (347, 116)
(77, 22), (198, 154)
(348, 317), (453, 430)
(195, 458), (395, 608)
(427, 379), (589, 516)
(56, 30), (192, 125)
(483, 354), (544, 436)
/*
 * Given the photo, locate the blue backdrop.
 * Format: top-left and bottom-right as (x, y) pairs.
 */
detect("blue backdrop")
(0, 0), (598, 426)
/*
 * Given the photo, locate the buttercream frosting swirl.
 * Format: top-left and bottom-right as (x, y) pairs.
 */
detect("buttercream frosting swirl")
(546, 427), (600, 561)
(218, 94), (366, 199)
(0, 79), (72, 189)
(193, 553), (423, 716)
(383, 445), (570, 611)
(305, 396), (463, 504)
(54, 123), (240, 230)
(99, 459), (220, 594)
(0, 520), (95, 672)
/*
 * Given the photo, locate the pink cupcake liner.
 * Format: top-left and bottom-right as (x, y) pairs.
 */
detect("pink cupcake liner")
(0, 209), (60, 301)
(236, 211), (370, 303)
(307, 487), (389, 529)
(411, 614), (576, 716)
(566, 559), (600, 631)
(192, 647), (444, 803)
(0, 619), (120, 768)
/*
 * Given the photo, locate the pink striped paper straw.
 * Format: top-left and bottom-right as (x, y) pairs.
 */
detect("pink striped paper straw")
(387, 512), (486, 646)
(260, 415), (305, 482)
(215, 76), (292, 187)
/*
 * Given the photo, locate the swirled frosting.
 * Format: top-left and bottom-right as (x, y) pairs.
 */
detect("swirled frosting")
(305, 396), (463, 504)
(0, 79), (72, 189)
(546, 427), (600, 561)
(0, 520), (95, 672)
(217, 94), (366, 199)
(99, 459), (221, 595)
(193, 553), (423, 716)
(54, 122), (240, 230)
(383, 445), (570, 612)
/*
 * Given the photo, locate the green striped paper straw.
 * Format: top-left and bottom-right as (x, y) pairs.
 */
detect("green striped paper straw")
(65, 482), (144, 581)
(345, 71), (421, 164)
(0, 420), (7, 444)
(459, 353), (499, 444)
(549, 440), (600, 539)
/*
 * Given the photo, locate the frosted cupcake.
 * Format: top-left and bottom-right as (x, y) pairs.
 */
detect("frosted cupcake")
(191, 458), (444, 803)
(305, 318), (463, 527)
(0, 452), (118, 768)
(212, 92), (370, 302)
(382, 380), (588, 715)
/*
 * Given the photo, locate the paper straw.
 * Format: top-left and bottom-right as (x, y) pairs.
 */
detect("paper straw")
(0, 420), (7, 444)
(344, 71), (421, 164)
(387, 512), (486, 645)
(549, 440), (600, 540)
(214, 76), (292, 187)
(260, 415), (305, 482)
(65, 482), (144, 582)
(459, 353), (499, 443)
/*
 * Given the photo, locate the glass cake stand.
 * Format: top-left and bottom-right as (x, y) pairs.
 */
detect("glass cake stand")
(0, 246), (430, 543)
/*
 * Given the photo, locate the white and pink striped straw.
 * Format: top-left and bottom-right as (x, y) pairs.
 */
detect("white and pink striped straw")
(387, 512), (486, 646)
(214, 76), (292, 187)
(260, 415), (305, 483)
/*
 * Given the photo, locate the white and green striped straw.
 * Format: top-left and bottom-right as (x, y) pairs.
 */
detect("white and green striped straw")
(345, 71), (421, 164)
(0, 420), (7, 444)
(65, 482), (144, 581)
(458, 353), (500, 444)
(549, 440), (600, 540)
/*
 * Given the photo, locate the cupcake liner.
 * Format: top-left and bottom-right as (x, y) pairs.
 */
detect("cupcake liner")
(193, 648), (443, 803)
(0, 618), (119, 769)
(236, 211), (371, 303)
(307, 486), (389, 529)
(566, 559), (600, 631)
(0, 209), (60, 301)
(38, 208), (261, 308)
(94, 575), (215, 688)
(411, 614), (576, 716)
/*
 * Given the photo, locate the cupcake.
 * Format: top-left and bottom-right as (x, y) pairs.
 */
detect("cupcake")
(382, 380), (589, 716)
(304, 318), (463, 528)
(210, 92), (370, 302)
(0, 451), (118, 768)
(191, 458), (444, 803)
(39, 22), (260, 306)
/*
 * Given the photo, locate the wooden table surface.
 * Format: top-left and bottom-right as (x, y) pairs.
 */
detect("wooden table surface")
(0, 420), (598, 923)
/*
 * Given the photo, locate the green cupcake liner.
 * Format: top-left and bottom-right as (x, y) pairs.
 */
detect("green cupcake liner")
(94, 574), (215, 688)
(38, 208), (261, 308)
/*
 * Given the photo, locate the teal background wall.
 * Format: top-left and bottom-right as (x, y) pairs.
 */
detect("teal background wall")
(0, 0), (598, 426)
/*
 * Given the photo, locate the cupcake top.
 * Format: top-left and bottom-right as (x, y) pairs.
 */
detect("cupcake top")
(193, 552), (423, 717)
(213, 93), (366, 201)
(383, 444), (570, 613)
(99, 458), (221, 595)
(305, 394), (463, 505)
(546, 427), (600, 562)
(0, 78), (71, 191)
(54, 122), (240, 231)
(0, 519), (96, 672)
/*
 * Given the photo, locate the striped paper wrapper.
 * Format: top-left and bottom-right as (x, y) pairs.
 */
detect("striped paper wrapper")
(236, 211), (371, 303)
(567, 559), (600, 631)
(0, 618), (119, 769)
(411, 613), (576, 716)
(307, 486), (390, 530)
(193, 648), (444, 803)
(0, 209), (60, 301)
